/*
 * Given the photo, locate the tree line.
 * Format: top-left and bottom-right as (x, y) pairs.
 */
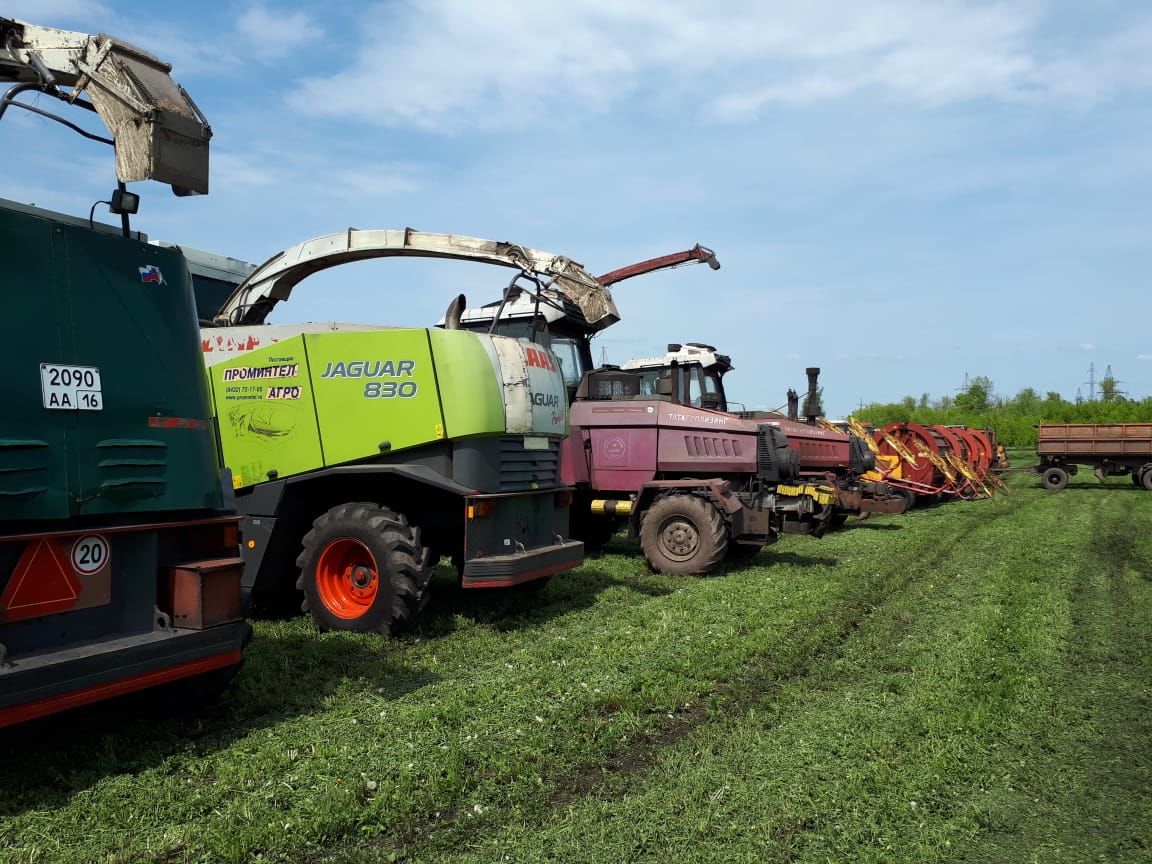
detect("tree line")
(855, 375), (1152, 447)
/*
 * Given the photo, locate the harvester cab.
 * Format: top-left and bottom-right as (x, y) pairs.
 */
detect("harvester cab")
(0, 18), (247, 728)
(451, 244), (719, 400)
(198, 229), (592, 632)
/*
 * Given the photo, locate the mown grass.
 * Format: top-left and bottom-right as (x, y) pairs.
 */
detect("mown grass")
(0, 469), (1148, 863)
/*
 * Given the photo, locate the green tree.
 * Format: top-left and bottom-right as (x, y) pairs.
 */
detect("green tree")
(1099, 375), (1125, 403)
(955, 376), (994, 412)
(1010, 387), (1041, 415)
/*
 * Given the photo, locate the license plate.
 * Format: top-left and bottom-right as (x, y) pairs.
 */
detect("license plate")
(40, 363), (103, 411)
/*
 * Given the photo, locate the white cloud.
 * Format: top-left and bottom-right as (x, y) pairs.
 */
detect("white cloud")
(5, 4), (319, 78)
(1139, 354), (1152, 362)
(1080, 342), (1095, 351)
(287, 0), (1152, 132)
(235, 4), (318, 61)
(212, 147), (430, 201)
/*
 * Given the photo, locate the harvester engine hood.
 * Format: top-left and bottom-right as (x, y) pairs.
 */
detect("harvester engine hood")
(0, 17), (211, 194)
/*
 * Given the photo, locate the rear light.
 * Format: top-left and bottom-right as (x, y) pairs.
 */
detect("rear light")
(467, 500), (496, 520)
(554, 490), (573, 508)
(223, 523), (240, 549)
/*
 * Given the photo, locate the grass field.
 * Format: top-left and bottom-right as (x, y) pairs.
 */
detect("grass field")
(1, 464), (1149, 863)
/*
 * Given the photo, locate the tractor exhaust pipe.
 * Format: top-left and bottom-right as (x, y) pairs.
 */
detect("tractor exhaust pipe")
(804, 367), (822, 425)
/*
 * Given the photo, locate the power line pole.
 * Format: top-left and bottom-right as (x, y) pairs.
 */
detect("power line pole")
(1084, 362), (1096, 401)
(1100, 364), (1126, 401)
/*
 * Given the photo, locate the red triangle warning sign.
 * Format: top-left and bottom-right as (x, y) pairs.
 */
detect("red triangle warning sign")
(1, 538), (82, 621)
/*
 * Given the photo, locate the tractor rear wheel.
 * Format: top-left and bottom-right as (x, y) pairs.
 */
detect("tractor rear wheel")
(296, 502), (430, 635)
(640, 493), (728, 575)
(1041, 467), (1069, 492)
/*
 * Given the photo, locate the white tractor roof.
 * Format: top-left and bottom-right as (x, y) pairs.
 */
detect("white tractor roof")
(622, 343), (728, 372)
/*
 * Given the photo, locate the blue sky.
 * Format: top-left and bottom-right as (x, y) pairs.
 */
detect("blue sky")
(5, 0), (1151, 415)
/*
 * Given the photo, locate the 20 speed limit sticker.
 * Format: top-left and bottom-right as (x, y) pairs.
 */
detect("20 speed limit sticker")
(71, 534), (110, 575)
(41, 363), (103, 411)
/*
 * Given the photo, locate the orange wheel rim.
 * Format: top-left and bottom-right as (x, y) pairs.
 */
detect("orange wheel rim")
(315, 537), (379, 619)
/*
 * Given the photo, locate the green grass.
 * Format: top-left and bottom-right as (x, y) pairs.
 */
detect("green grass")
(0, 471), (1148, 863)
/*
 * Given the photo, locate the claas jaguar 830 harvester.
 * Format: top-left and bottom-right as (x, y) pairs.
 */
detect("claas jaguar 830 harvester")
(196, 232), (590, 633)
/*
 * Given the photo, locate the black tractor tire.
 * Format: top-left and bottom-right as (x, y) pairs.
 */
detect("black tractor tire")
(827, 511), (851, 530)
(639, 493), (728, 575)
(726, 542), (763, 561)
(1041, 467), (1069, 492)
(295, 502), (430, 635)
(1142, 469), (1152, 492)
(572, 514), (618, 554)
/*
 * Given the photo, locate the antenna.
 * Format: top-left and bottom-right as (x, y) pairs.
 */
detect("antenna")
(599, 345), (608, 366)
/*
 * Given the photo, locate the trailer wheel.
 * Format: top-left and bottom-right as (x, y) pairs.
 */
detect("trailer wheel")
(295, 502), (430, 635)
(1142, 470), (1152, 492)
(640, 493), (728, 575)
(1041, 467), (1069, 491)
(1131, 470), (1144, 487)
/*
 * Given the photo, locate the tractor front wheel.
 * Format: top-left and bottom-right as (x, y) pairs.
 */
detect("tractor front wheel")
(827, 511), (850, 530)
(296, 502), (430, 635)
(639, 493), (728, 575)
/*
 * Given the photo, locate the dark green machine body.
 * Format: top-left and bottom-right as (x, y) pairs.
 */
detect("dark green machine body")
(0, 199), (249, 729)
(0, 201), (224, 520)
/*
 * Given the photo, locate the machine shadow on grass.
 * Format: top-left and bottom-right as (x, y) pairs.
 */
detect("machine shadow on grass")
(412, 556), (673, 638)
(751, 550), (840, 568)
(839, 520), (903, 531)
(0, 630), (436, 818)
(1057, 482), (1149, 492)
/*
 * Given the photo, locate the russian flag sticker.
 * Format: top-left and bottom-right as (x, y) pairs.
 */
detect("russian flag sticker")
(139, 265), (166, 285)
